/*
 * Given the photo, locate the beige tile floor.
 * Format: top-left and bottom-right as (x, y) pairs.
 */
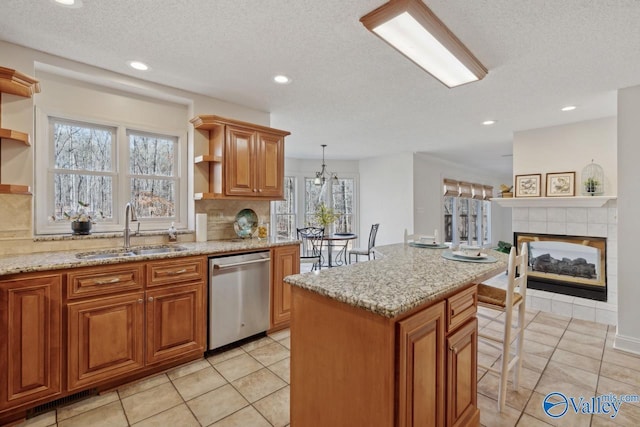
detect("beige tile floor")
(16, 309), (640, 427)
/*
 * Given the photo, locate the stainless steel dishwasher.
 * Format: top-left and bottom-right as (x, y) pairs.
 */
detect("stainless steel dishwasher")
(209, 251), (270, 350)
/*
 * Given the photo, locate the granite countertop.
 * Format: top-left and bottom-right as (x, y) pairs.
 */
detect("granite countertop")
(0, 238), (299, 276)
(284, 243), (509, 319)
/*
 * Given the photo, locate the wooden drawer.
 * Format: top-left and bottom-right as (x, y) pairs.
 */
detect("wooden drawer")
(67, 264), (143, 300)
(146, 256), (206, 287)
(447, 285), (477, 333)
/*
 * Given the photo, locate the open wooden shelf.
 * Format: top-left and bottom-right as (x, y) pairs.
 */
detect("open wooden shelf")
(194, 154), (222, 164)
(0, 128), (30, 145)
(194, 192), (225, 200)
(0, 184), (31, 195)
(0, 66), (41, 98)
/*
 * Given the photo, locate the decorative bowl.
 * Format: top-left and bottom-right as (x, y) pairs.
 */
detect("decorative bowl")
(233, 209), (258, 238)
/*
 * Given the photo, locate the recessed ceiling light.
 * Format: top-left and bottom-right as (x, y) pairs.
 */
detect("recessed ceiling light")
(52, 0), (83, 8)
(482, 120), (496, 126)
(128, 61), (149, 71)
(274, 75), (291, 84)
(561, 105), (577, 111)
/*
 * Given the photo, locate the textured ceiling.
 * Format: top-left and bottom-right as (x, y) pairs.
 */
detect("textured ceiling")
(2, 0), (639, 176)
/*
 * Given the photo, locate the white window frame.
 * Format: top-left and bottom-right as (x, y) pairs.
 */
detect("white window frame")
(302, 174), (358, 235)
(270, 176), (297, 239)
(34, 107), (187, 235)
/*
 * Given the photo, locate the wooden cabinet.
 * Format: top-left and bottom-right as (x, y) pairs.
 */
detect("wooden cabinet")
(190, 115), (289, 200)
(270, 245), (300, 330)
(397, 301), (446, 427)
(447, 318), (479, 427)
(0, 274), (62, 410)
(0, 66), (40, 194)
(67, 292), (145, 391)
(66, 256), (206, 391)
(145, 282), (204, 365)
(290, 283), (480, 427)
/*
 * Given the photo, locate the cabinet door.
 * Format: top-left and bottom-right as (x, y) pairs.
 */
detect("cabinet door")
(0, 275), (62, 410)
(225, 125), (257, 196)
(67, 292), (145, 391)
(270, 245), (300, 330)
(256, 132), (284, 198)
(397, 301), (445, 427)
(146, 282), (205, 365)
(447, 318), (479, 427)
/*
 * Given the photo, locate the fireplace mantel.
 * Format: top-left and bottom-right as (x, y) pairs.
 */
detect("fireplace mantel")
(492, 196), (616, 208)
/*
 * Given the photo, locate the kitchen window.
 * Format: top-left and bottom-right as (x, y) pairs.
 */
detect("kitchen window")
(443, 179), (491, 246)
(304, 177), (355, 234)
(35, 114), (185, 234)
(271, 176), (296, 239)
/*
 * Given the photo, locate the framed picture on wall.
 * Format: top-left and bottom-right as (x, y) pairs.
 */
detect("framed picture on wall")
(546, 172), (575, 197)
(515, 174), (542, 197)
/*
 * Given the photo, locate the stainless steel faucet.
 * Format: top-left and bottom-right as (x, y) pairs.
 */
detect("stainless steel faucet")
(124, 202), (138, 250)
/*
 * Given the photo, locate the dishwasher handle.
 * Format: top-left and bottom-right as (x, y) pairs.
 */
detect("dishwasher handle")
(212, 257), (271, 270)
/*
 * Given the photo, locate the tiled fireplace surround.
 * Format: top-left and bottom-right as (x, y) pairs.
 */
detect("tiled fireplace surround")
(511, 201), (618, 325)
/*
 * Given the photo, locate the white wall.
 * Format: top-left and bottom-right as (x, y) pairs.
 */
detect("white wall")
(358, 152), (414, 245)
(616, 84), (640, 354)
(413, 153), (512, 245)
(513, 117), (617, 196)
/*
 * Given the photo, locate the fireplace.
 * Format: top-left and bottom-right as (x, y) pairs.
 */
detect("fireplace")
(515, 232), (607, 301)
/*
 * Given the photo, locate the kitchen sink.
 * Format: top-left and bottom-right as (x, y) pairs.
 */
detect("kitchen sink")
(76, 245), (187, 260)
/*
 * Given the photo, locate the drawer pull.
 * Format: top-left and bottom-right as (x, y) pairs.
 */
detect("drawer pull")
(167, 268), (188, 275)
(95, 277), (121, 285)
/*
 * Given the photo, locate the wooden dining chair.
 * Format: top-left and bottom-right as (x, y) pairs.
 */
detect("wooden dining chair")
(297, 227), (324, 271)
(349, 224), (379, 263)
(476, 243), (528, 412)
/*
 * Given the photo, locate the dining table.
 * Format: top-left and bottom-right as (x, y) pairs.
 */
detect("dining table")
(322, 233), (358, 267)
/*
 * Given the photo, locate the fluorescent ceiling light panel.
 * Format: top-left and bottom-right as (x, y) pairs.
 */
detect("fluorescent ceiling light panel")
(361, 0), (487, 88)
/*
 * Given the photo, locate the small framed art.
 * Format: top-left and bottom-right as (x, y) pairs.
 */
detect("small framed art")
(515, 174), (542, 197)
(546, 172), (575, 197)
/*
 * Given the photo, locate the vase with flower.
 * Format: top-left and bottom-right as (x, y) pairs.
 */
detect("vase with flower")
(54, 201), (103, 235)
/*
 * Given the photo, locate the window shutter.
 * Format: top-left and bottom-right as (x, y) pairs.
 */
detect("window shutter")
(483, 185), (493, 200)
(472, 183), (484, 200)
(443, 179), (459, 196)
(458, 181), (472, 198)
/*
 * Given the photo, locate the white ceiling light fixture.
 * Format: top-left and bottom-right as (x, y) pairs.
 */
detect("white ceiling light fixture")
(128, 61), (149, 71)
(561, 105), (577, 111)
(274, 75), (291, 84)
(360, 0), (487, 88)
(314, 144), (338, 186)
(52, 0), (83, 8)
(482, 120), (496, 126)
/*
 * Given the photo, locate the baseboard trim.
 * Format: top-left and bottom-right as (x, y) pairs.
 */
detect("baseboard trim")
(614, 332), (640, 355)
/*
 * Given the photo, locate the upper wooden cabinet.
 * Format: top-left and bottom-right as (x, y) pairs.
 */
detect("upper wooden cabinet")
(0, 66), (40, 195)
(190, 115), (289, 200)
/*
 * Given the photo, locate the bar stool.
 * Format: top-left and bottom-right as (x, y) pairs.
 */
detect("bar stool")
(476, 243), (528, 412)
(403, 229), (419, 244)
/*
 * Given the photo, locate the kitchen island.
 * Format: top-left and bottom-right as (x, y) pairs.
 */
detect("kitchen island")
(284, 243), (508, 427)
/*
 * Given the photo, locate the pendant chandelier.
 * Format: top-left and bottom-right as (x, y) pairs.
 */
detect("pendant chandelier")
(314, 144), (339, 185)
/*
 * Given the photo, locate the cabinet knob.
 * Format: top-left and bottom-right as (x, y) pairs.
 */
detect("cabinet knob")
(258, 189), (263, 193)
(148, 297), (154, 302)
(138, 299), (143, 304)
(253, 188), (257, 192)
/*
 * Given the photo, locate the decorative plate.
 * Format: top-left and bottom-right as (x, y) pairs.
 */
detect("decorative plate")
(451, 250), (489, 259)
(234, 208), (258, 238)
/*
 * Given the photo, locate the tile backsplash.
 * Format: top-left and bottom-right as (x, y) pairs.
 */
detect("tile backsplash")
(195, 200), (270, 240)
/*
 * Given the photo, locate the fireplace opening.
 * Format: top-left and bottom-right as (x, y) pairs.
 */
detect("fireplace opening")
(514, 233), (607, 301)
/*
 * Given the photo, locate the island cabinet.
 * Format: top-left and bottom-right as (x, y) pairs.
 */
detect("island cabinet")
(190, 115), (289, 200)
(0, 273), (62, 412)
(269, 244), (300, 331)
(290, 283), (479, 427)
(66, 256), (206, 391)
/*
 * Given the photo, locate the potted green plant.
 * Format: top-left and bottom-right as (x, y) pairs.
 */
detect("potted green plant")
(314, 203), (339, 233)
(584, 177), (600, 195)
(53, 201), (103, 235)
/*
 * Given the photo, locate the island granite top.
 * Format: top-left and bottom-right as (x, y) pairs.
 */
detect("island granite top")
(0, 238), (298, 276)
(284, 243), (509, 319)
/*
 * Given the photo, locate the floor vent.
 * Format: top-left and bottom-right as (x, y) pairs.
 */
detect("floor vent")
(27, 388), (97, 418)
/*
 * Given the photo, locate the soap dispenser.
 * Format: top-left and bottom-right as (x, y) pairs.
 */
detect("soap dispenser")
(168, 222), (177, 242)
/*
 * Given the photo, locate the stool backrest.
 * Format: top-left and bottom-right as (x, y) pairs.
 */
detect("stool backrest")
(508, 243), (529, 304)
